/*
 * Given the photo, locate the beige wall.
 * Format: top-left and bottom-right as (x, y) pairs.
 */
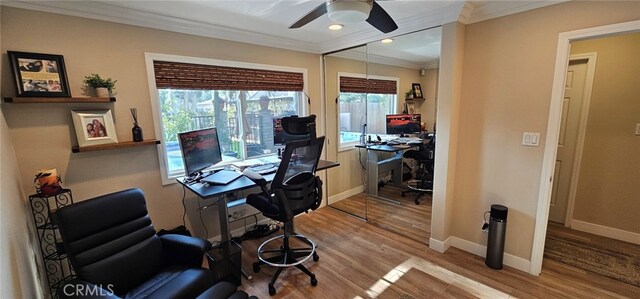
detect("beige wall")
(570, 33), (640, 233)
(422, 68), (439, 132)
(453, 1), (640, 260)
(1, 7), (322, 238)
(0, 106), (42, 297)
(324, 55), (432, 196)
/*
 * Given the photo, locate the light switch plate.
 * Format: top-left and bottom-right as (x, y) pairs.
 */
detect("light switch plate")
(522, 132), (541, 146)
(636, 123), (640, 136)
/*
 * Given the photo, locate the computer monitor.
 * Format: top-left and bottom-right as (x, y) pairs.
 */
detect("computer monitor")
(178, 127), (222, 177)
(386, 114), (422, 136)
(273, 117), (310, 145)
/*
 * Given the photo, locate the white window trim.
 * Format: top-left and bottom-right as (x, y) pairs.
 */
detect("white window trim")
(337, 72), (399, 152)
(144, 52), (309, 185)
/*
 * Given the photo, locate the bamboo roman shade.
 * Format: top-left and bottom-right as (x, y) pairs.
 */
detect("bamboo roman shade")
(153, 61), (304, 91)
(339, 76), (397, 94)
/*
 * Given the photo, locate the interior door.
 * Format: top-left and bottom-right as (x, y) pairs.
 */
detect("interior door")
(549, 59), (588, 223)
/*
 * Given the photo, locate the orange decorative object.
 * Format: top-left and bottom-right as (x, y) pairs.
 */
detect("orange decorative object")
(34, 168), (62, 196)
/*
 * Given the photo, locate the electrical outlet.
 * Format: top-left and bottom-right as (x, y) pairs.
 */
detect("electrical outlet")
(635, 123), (640, 136)
(481, 220), (489, 232)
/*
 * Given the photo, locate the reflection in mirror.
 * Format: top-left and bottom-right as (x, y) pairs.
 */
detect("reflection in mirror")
(324, 45), (368, 219)
(324, 27), (441, 244)
(365, 27), (440, 244)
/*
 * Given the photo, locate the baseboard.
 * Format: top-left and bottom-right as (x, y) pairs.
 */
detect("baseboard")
(328, 185), (364, 205)
(429, 236), (452, 253)
(208, 218), (271, 244)
(571, 220), (640, 245)
(449, 237), (531, 273)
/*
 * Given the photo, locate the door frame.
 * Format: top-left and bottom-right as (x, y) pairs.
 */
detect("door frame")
(529, 20), (640, 276)
(562, 53), (597, 226)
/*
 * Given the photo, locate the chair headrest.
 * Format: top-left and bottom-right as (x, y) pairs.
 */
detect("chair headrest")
(282, 115), (316, 135)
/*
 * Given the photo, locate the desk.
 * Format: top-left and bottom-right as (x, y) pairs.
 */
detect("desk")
(177, 159), (340, 242)
(355, 144), (413, 196)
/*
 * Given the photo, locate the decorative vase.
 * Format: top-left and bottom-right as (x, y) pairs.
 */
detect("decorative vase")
(34, 168), (62, 196)
(95, 87), (109, 98)
(132, 123), (143, 142)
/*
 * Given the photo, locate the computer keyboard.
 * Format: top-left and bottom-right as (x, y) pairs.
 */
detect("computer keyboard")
(247, 163), (279, 174)
(389, 137), (422, 144)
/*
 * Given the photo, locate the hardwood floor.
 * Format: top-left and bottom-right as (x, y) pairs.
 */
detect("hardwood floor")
(329, 183), (432, 243)
(237, 207), (640, 298)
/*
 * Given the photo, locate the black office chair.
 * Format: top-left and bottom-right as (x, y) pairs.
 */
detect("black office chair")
(244, 118), (324, 295)
(401, 134), (435, 205)
(55, 188), (250, 299)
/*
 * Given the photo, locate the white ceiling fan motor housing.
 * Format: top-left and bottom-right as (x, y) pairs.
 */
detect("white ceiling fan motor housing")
(327, 0), (373, 24)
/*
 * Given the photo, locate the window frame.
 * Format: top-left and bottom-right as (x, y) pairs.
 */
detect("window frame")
(145, 53), (308, 185)
(337, 72), (399, 152)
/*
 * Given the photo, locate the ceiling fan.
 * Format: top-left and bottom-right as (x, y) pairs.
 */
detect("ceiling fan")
(289, 0), (398, 34)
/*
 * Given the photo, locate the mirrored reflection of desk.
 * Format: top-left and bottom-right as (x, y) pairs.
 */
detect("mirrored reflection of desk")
(177, 159), (340, 243)
(355, 144), (413, 196)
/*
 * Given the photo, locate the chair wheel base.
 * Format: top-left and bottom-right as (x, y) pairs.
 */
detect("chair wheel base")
(268, 284), (276, 295)
(253, 262), (260, 273)
(313, 252), (319, 262)
(310, 275), (318, 286)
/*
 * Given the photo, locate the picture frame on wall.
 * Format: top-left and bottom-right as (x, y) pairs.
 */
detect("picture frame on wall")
(71, 110), (118, 147)
(412, 83), (423, 99)
(7, 51), (71, 97)
(407, 102), (416, 114)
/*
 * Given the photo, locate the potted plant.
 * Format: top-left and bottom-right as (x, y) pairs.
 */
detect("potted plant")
(405, 89), (414, 100)
(83, 74), (117, 98)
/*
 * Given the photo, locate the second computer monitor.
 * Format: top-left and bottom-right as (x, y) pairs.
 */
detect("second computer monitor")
(386, 114), (422, 136)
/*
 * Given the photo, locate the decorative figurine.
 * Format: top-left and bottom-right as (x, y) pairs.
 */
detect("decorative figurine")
(130, 108), (143, 142)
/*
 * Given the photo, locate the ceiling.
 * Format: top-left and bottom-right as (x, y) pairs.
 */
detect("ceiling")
(2, 1), (565, 62)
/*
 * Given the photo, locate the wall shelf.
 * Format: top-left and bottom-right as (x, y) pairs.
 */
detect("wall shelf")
(72, 139), (160, 153)
(3, 96), (116, 103)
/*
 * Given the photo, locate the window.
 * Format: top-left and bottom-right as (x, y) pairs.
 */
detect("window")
(338, 73), (398, 150)
(146, 54), (307, 183)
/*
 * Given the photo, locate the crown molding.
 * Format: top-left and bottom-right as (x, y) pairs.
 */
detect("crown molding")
(1, 0), (321, 53)
(460, 0), (569, 24)
(2, 1), (567, 56)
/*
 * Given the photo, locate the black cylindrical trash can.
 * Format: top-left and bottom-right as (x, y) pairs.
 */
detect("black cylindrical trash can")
(485, 204), (508, 269)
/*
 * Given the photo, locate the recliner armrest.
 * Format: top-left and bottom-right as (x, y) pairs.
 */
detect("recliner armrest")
(160, 234), (211, 268)
(59, 278), (120, 299)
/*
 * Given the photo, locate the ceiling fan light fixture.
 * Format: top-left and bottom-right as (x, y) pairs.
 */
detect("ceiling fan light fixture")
(327, 0), (372, 24)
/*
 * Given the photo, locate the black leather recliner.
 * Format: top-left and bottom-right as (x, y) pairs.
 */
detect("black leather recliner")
(55, 188), (248, 299)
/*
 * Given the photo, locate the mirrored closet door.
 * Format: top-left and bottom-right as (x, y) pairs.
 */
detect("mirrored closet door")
(324, 27), (441, 244)
(324, 45), (369, 219)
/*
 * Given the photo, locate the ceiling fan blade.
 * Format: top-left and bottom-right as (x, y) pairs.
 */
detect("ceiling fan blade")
(366, 1), (398, 33)
(289, 2), (328, 29)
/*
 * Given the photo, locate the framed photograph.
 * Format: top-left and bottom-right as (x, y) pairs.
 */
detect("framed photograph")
(412, 83), (423, 99)
(71, 110), (118, 147)
(7, 51), (71, 97)
(407, 102), (416, 114)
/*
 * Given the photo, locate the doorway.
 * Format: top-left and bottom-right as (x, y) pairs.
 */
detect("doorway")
(531, 20), (640, 276)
